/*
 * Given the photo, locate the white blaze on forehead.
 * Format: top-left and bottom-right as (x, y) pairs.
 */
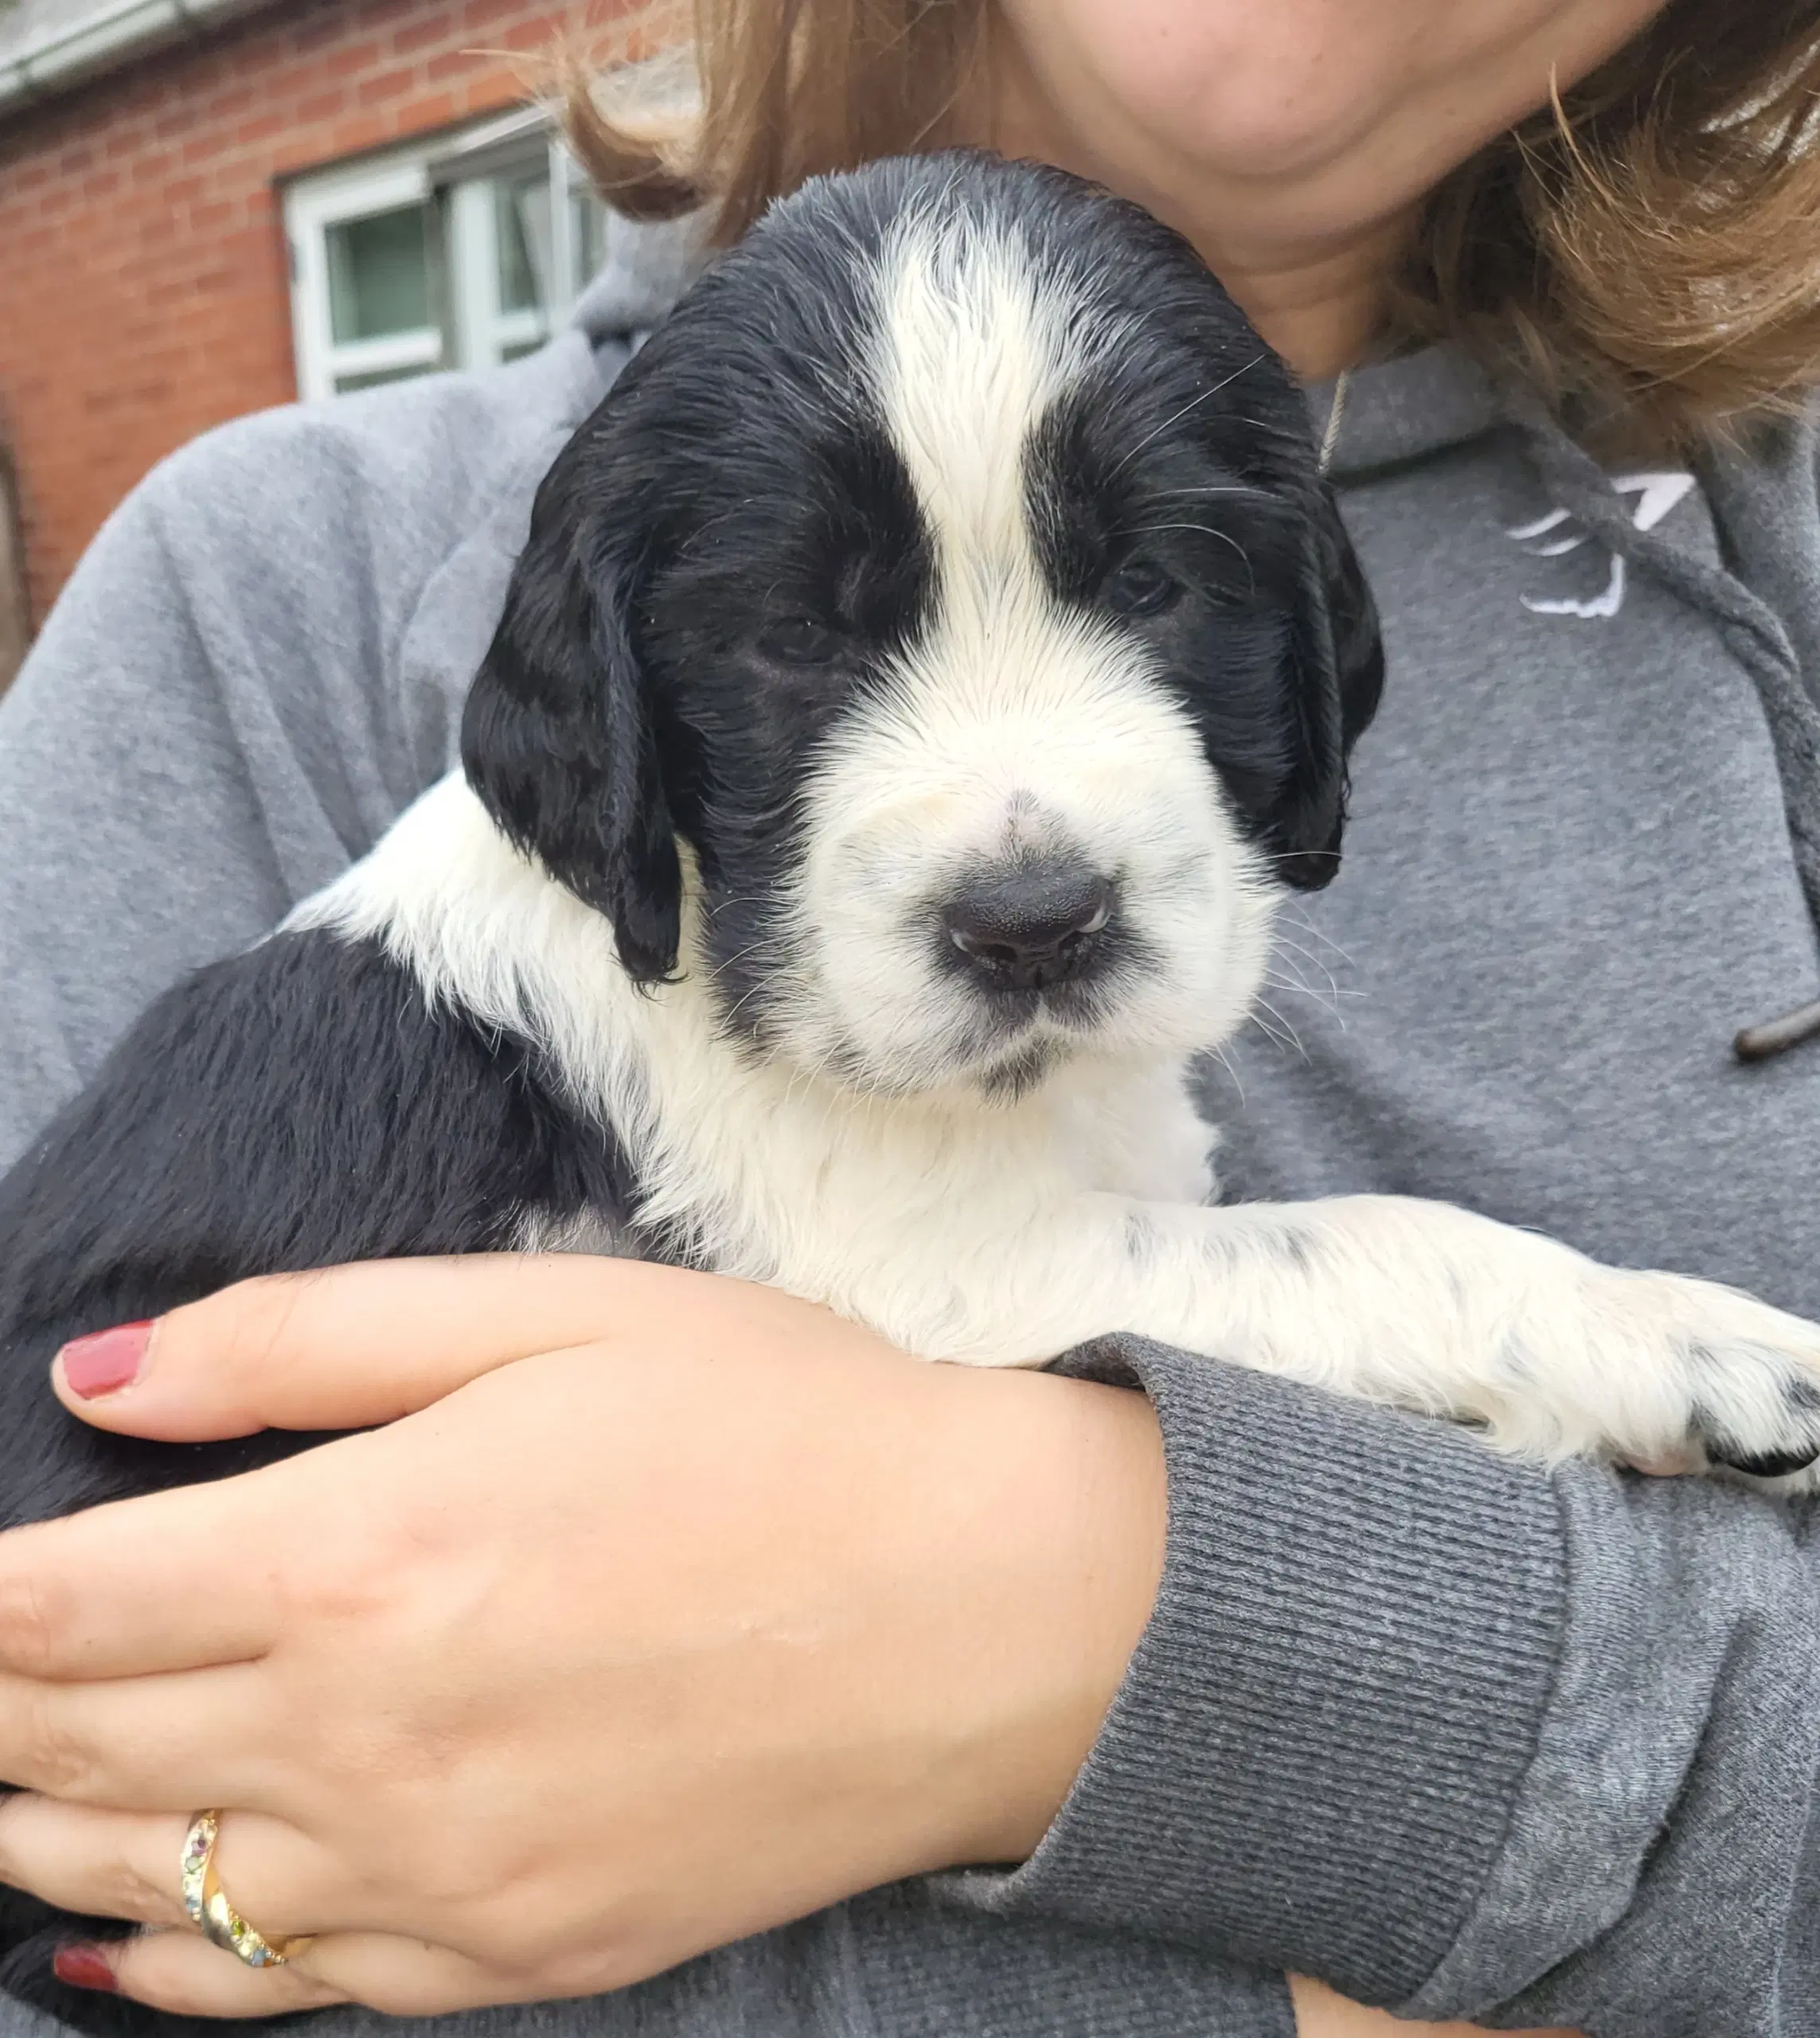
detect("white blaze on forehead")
(869, 215), (1093, 576)
(840, 207), (1210, 861)
(777, 209), (1273, 1097)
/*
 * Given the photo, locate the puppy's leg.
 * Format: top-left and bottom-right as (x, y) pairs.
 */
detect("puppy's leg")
(0, 925), (630, 2037)
(914, 1193), (1820, 1482)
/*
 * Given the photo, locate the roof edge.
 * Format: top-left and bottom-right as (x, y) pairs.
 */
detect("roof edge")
(0, 0), (278, 119)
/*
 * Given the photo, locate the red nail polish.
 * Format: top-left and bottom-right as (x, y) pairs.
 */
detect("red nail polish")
(53, 1946), (117, 1993)
(58, 1321), (154, 1400)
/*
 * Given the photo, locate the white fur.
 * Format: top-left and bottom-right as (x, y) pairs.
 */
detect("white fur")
(293, 773), (1820, 1481)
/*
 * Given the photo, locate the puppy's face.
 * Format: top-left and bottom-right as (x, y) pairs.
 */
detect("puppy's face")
(466, 154), (1383, 1100)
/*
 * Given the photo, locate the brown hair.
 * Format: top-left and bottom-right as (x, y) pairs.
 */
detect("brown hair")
(560, 0), (1820, 452)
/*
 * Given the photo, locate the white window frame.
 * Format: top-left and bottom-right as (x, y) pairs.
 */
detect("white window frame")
(283, 154), (441, 403)
(446, 164), (553, 369)
(283, 114), (600, 402)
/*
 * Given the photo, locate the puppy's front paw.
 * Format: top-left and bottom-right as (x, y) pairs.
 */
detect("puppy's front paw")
(1666, 1281), (1820, 1484)
(1579, 1270), (1820, 1487)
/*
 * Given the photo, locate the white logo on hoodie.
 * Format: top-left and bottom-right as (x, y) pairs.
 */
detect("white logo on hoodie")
(1506, 470), (1696, 619)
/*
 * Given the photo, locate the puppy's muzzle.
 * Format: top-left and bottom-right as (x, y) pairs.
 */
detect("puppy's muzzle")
(941, 861), (1115, 994)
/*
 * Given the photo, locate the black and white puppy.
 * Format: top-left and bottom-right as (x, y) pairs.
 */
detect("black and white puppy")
(4, 146), (1820, 2026)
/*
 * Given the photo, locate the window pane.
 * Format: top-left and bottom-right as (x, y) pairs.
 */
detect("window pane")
(571, 185), (605, 295)
(495, 174), (549, 314)
(326, 204), (432, 344)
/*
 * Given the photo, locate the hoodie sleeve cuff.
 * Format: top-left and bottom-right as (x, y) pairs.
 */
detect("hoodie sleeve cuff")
(942, 1334), (1568, 2007)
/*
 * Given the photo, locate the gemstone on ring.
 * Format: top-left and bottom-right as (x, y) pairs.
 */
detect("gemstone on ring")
(178, 1808), (311, 1970)
(178, 1811), (217, 1931)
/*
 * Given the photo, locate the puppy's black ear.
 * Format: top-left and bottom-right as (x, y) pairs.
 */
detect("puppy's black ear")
(462, 477), (681, 982)
(1267, 483), (1385, 891)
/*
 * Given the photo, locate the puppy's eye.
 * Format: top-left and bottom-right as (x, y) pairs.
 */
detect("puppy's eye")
(758, 617), (839, 665)
(1103, 560), (1181, 619)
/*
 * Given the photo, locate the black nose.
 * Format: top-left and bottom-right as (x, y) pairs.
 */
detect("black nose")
(942, 865), (1115, 993)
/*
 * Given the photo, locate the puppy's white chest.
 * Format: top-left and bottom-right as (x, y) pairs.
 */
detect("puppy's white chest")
(1043, 1060), (1217, 1206)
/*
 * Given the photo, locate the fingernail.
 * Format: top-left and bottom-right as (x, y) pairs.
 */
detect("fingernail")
(53, 1946), (117, 1993)
(58, 1320), (154, 1400)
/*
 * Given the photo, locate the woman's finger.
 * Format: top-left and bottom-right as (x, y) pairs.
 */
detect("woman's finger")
(0, 1661), (274, 1810)
(0, 1798), (344, 1938)
(0, 1799), (192, 1929)
(76, 1927), (346, 2020)
(90, 1927), (542, 2022)
(49, 1254), (758, 1441)
(0, 1468), (305, 1679)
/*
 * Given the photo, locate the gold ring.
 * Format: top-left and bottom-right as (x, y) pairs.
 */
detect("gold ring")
(179, 1812), (314, 1970)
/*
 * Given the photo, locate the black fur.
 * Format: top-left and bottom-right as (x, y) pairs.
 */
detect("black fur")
(0, 931), (634, 2036)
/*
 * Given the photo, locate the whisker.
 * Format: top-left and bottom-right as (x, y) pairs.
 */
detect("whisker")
(1248, 1010), (1295, 1055)
(1130, 485), (1267, 504)
(1261, 967), (1351, 1008)
(1249, 994), (1310, 1061)
(1259, 847), (1343, 869)
(1265, 944), (1339, 992)
(1260, 974), (1353, 1035)
(1105, 353), (1267, 480)
(1271, 925), (1353, 978)
(1263, 937), (1349, 1009)
(1110, 521), (1255, 588)
(1276, 906), (1356, 962)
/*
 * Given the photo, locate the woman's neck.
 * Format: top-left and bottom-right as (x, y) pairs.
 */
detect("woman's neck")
(959, 35), (1408, 379)
(1169, 232), (1407, 382)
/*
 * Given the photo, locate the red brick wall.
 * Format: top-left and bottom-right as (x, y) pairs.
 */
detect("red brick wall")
(0, 0), (607, 632)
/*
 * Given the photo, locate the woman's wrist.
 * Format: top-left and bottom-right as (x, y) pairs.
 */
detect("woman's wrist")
(911, 1362), (1168, 1867)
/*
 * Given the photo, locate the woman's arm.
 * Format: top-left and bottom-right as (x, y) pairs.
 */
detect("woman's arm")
(3, 1261), (1560, 2038)
(0, 1256), (1798, 2036)
(962, 1331), (1819, 2035)
(0, 347), (600, 1173)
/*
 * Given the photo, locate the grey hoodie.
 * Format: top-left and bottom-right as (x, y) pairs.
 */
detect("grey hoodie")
(2, 212), (1818, 2038)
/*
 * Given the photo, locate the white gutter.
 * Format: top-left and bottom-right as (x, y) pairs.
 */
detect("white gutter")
(0, 0), (275, 116)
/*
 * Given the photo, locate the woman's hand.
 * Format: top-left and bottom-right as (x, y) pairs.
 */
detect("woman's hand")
(0, 1256), (1167, 2017)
